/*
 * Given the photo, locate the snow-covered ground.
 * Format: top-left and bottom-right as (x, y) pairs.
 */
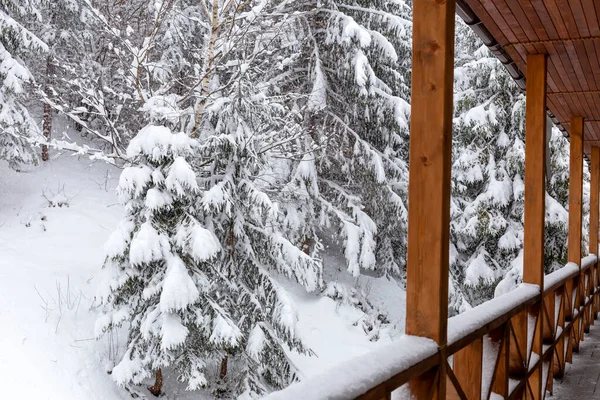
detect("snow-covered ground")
(0, 153), (406, 399)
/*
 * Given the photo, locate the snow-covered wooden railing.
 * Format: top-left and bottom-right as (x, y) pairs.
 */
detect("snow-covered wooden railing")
(264, 254), (599, 400)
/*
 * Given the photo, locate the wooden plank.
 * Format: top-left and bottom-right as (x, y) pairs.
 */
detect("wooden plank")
(502, 0), (539, 41)
(583, 40), (600, 91)
(570, 119), (584, 356)
(544, 0), (571, 38)
(516, 0), (551, 40)
(453, 338), (483, 399)
(568, 116), (584, 265)
(569, 0), (591, 37)
(555, 289), (566, 378)
(463, 0), (510, 45)
(523, 53), (547, 286)
(546, 46), (570, 92)
(479, 0), (520, 43)
(556, 0), (581, 38)
(492, 326), (510, 397)
(593, 149), (600, 327)
(529, 305), (544, 399)
(582, 0), (600, 35)
(554, 42), (582, 92)
(355, 354), (441, 400)
(406, 0), (454, 397)
(591, 147), (600, 257)
(571, 40), (593, 91)
(522, 55), (547, 399)
(584, 93), (600, 124)
(553, 287), (567, 378)
(531, 0), (560, 39)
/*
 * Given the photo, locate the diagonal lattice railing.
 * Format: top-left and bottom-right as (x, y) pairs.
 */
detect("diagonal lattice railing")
(264, 255), (599, 400)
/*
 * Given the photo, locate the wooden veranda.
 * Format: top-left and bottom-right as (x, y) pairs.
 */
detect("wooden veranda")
(264, 0), (600, 399)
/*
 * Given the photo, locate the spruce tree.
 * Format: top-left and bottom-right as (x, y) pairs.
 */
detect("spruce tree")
(451, 20), (590, 308)
(0, 0), (47, 167)
(96, 1), (322, 397)
(295, 0), (413, 277)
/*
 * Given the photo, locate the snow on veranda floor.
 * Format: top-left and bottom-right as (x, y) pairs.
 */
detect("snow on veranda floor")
(0, 153), (407, 399)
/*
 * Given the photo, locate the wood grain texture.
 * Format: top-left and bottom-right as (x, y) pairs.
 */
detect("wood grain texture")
(590, 147), (600, 256)
(569, 117), (584, 264)
(406, 0), (454, 341)
(453, 338), (483, 399)
(523, 54), (547, 286)
(462, 0), (600, 154)
(406, 0), (455, 397)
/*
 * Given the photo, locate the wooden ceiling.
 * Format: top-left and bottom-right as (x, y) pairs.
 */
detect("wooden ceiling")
(457, 0), (600, 157)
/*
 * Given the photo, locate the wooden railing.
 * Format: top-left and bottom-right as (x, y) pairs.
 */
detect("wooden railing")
(264, 255), (599, 400)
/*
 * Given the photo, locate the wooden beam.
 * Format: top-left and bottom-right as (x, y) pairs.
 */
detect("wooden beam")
(569, 116), (584, 265)
(453, 338), (483, 399)
(591, 147), (600, 322)
(568, 116), (584, 354)
(523, 53), (547, 287)
(590, 147), (600, 257)
(522, 53), (547, 400)
(406, 0), (455, 397)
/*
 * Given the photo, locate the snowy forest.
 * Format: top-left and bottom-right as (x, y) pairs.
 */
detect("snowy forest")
(0, 0), (587, 399)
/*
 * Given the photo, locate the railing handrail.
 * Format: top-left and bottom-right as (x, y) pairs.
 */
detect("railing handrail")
(262, 335), (439, 400)
(264, 254), (598, 400)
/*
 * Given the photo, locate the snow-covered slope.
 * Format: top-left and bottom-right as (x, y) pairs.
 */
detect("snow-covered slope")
(0, 155), (126, 399)
(0, 154), (406, 399)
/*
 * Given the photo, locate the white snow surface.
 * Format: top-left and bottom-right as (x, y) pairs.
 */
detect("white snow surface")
(0, 154), (407, 399)
(582, 254), (598, 268)
(262, 334), (437, 400)
(160, 255), (200, 312)
(448, 283), (540, 345)
(544, 262), (579, 292)
(0, 157), (126, 400)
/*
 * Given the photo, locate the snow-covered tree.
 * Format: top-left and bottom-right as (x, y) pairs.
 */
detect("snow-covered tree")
(451, 20), (589, 309)
(0, 0), (47, 167)
(293, 0), (413, 278)
(97, 1), (323, 397)
(450, 21), (527, 309)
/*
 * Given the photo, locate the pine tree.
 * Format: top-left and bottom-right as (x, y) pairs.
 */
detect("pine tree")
(293, 0), (413, 278)
(0, 0), (47, 167)
(450, 21), (526, 309)
(451, 20), (590, 308)
(97, 1), (323, 397)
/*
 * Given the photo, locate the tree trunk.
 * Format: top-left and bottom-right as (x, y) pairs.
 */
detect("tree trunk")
(191, 0), (220, 138)
(149, 369), (163, 397)
(41, 56), (54, 162)
(219, 356), (228, 380)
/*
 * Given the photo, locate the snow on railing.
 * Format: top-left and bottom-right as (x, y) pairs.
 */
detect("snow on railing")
(262, 335), (438, 400)
(582, 254), (598, 269)
(544, 262), (579, 292)
(544, 254), (597, 292)
(447, 283), (539, 346)
(264, 254), (600, 400)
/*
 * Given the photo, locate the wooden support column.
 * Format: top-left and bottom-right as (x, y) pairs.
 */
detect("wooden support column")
(569, 117), (584, 265)
(568, 117), (584, 353)
(522, 54), (547, 400)
(590, 147), (600, 261)
(591, 147), (600, 320)
(406, 0), (455, 398)
(523, 54), (547, 288)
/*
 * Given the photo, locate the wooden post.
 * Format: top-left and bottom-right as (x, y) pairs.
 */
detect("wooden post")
(569, 117), (584, 264)
(568, 117), (584, 353)
(591, 147), (600, 320)
(523, 54), (547, 288)
(522, 54), (547, 400)
(590, 147), (600, 264)
(406, 0), (455, 398)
